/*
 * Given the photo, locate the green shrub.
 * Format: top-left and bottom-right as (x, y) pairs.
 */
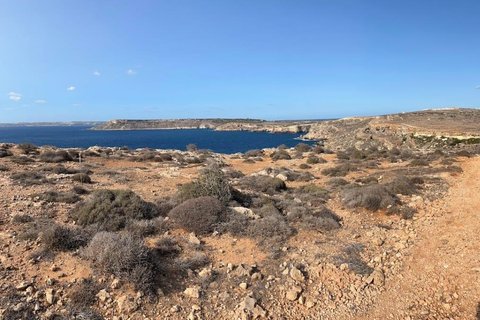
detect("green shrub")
(168, 196), (226, 235)
(72, 173), (92, 183)
(177, 167), (231, 203)
(71, 189), (159, 231)
(82, 232), (157, 293)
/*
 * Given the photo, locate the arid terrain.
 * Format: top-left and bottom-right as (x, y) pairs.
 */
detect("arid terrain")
(1, 109), (480, 320)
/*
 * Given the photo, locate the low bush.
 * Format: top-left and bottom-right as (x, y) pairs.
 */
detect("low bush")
(326, 177), (350, 189)
(11, 171), (47, 186)
(0, 148), (12, 158)
(177, 167), (231, 203)
(270, 149), (291, 161)
(312, 146), (325, 154)
(40, 224), (88, 251)
(36, 190), (81, 203)
(168, 196), (226, 235)
(71, 189), (159, 231)
(300, 207), (341, 231)
(321, 163), (357, 177)
(238, 175), (287, 194)
(296, 183), (330, 199)
(72, 173), (92, 183)
(386, 176), (419, 195)
(67, 278), (99, 307)
(217, 211), (251, 237)
(244, 149), (264, 158)
(10, 156), (35, 165)
(340, 184), (398, 211)
(12, 214), (34, 224)
(17, 142), (38, 155)
(248, 214), (293, 242)
(0, 164), (9, 171)
(294, 143), (311, 153)
(409, 159), (429, 167)
(82, 232), (157, 293)
(174, 251), (210, 272)
(299, 163), (311, 169)
(39, 150), (73, 163)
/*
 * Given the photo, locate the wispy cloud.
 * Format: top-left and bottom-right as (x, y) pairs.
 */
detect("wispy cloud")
(93, 71), (101, 76)
(66, 86), (76, 91)
(73, 103), (82, 107)
(35, 99), (47, 104)
(477, 85), (480, 89)
(9, 92), (21, 101)
(126, 69), (137, 75)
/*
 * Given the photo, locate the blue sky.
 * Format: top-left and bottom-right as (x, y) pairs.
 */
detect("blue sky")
(1, 0), (479, 123)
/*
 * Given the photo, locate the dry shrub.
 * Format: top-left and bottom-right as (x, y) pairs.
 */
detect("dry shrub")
(39, 150), (73, 163)
(217, 211), (251, 237)
(270, 149), (291, 161)
(294, 143), (311, 153)
(41, 224), (89, 251)
(409, 158), (429, 166)
(11, 171), (47, 186)
(17, 142), (38, 155)
(299, 163), (311, 169)
(168, 196), (226, 235)
(386, 176), (419, 195)
(154, 236), (180, 254)
(177, 168), (231, 203)
(68, 278), (99, 307)
(82, 232), (157, 293)
(71, 189), (159, 231)
(306, 155), (327, 164)
(312, 146), (325, 154)
(301, 207), (341, 231)
(326, 177), (350, 189)
(72, 173), (92, 183)
(238, 175), (286, 194)
(245, 149), (264, 158)
(125, 219), (164, 237)
(175, 251), (210, 271)
(0, 148), (13, 158)
(36, 190), (80, 203)
(10, 156), (35, 165)
(248, 214), (293, 242)
(341, 184), (398, 211)
(321, 163), (356, 177)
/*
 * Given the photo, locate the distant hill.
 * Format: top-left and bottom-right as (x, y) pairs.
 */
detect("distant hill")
(302, 108), (480, 150)
(92, 118), (316, 134)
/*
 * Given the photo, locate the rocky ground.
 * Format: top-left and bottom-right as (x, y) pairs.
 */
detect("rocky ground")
(0, 139), (479, 319)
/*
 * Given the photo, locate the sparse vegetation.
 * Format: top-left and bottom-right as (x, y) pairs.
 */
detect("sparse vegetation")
(341, 184), (398, 211)
(177, 167), (232, 203)
(40, 224), (89, 251)
(72, 172), (92, 183)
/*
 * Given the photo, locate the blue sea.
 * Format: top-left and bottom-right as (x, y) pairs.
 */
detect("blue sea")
(0, 126), (315, 154)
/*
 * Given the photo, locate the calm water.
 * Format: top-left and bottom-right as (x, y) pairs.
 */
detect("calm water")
(0, 126), (314, 154)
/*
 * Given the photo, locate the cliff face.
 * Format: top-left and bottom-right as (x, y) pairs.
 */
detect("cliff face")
(303, 108), (480, 150)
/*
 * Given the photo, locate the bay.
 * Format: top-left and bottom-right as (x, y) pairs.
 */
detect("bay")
(0, 126), (314, 154)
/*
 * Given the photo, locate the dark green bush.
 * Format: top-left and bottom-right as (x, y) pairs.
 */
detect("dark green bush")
(71, 189), (159, 231)
(168, 196), (226, 235)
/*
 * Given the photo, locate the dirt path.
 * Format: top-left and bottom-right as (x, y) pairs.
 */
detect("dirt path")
(363, 157), (480, 319)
